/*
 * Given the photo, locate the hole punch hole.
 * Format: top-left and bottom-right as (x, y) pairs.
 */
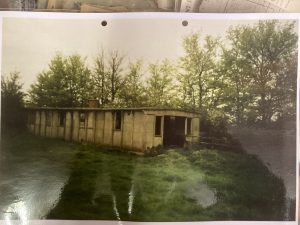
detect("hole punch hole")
(101, 20), (107, 27)
(182, 20), (188, 27)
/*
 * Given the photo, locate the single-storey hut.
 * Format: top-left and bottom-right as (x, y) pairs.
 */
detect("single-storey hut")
(26, 107), (200, 153)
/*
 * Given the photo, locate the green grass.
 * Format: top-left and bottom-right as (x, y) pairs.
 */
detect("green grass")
(1, 132), (287, 221)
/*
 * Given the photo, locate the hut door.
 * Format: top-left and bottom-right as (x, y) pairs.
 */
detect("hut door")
(163, 116), (185, 147)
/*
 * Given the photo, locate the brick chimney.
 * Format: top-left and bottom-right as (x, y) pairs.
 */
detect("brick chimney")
(88, 99), (100, 108)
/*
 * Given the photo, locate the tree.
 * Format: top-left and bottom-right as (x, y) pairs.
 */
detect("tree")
(91, 50), (125, 106)
(272, 52), (298, 122)
(146, 60), (176, 107)
(64, 54), (92, 106)
(220, 41), (254, 126)
(179, 34), (220, 114)
(29, 53), (92, 107)
(29, 54), (68, 107)
(225, 20), (298, 125)
(117, 60), (147, 107)
(91, 50), (110, 106)
(107, 50), (125, 104)
(1, 72), (25, 131)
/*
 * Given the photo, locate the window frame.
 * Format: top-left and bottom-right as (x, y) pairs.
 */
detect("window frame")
(154, 116), (162, 136)
(79, 112), (86, 128)
(114, 111), (122, 131)
(59, 112), (66, 127)
(186, 117), (192, 136)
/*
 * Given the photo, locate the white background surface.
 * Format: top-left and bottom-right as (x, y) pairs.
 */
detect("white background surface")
(0, 11), (298, 225)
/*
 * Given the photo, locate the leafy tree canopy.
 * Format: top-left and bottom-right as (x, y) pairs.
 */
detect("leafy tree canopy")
(29, 53), (92, 107)
(25, 20), (298, 129)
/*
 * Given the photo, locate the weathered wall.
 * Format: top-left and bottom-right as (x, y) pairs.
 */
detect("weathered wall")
(34, 111), (40, 136)
(186, 117), (200, 144)
(103, 112), (113, 145)
(87, 111), (95, 143)
(132, 111), (144, 151)
(52, 111), (58, 138)
(45, 112), (52, 137)
(112, 112), (122, 147)
(27, 109), (200, 153)
(143, 114), (163, 150)
(78, 112), (87, 142)
(40, 111), (46, 137)
(95, 111), (105, 144)
(65, 112), (72, 141)
(72, 111), (79, 141)
(122, 111), (134, 149)
(58, 126), (64, 138)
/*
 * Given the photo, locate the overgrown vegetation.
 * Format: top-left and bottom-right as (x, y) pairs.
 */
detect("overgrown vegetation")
(1, 20), (297, 137)
(22, 20), (297, 129)
(1, 72), (25, 134)
(45, 140), (287, 221)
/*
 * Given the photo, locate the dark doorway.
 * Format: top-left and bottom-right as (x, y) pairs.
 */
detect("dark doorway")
(163, 116), (186, 147)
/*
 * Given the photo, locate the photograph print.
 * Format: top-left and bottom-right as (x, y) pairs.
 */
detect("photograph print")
(0, 14), (298, 222)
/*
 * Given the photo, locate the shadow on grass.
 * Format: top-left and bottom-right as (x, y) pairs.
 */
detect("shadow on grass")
(46, 143), (289, 221)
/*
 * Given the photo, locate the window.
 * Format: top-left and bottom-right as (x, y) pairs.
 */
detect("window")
(80, 113), (86, 128)
(46, 112), (52, 127)
(59, 112), (65, 127)
(155, 116), (162, 136)
(187, 118), (192, 135)
(114, 111), (122, 130)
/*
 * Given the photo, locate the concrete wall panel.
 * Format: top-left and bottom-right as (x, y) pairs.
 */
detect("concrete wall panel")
(87, 111), (95, 143)
(45, 111), (52, 137)
(40, 111), (46, 137)
(95, 112), (104, 144)
(132, 112), (144, 151)
(51, 111), (58, 137)
(72, 111), (79, 141)
(45, 126), (52, 137)
(27, 109), (200, 153)
(143, 115), (155, 150)
(122, 111), (134, 149)
(103, 112), (113, 145)
(34, 111), (40, 135)
(79, 128), (86, 142)
(65, 112), (72, 141)
(113, 131), (122, 147)
(58, 127), (64, 139)
(153, 136), (163, 147)
(192, 117), (200, 143)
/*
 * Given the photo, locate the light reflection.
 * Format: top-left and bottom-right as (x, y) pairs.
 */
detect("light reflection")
(112, 195), (123, 225)
(4, 213), (12, 225)
(1, 172), (70, 220)
(4, 201), (28, 225)
(185, 182), (217, 208)
(128, 182), (135, 215)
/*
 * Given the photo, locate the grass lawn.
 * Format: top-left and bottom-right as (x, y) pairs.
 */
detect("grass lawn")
(2, 132), (287, 221)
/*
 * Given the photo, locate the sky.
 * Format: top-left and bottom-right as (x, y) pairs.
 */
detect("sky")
(1, 16), (298, 91)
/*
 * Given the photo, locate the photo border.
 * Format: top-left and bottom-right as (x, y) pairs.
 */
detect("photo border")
(0, 11), (299, 225)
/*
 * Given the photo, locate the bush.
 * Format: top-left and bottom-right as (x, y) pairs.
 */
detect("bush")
(1, 72), (26, 134)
